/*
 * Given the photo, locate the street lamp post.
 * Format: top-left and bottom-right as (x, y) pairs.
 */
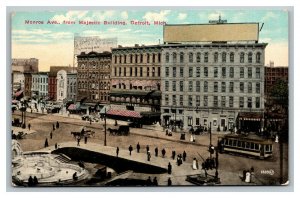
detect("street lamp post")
(209, 122), (212, 159)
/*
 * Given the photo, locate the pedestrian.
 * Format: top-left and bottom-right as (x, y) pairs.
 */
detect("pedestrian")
(183, 151), (186, 161)
(53, 123), (55, 131)
(50, 131), (53, 139)
(155, 147), (158, 157)
(162, 148), (166, 158)
(167, 178), (172, 186)
(28, 123), (31, 131)
(44, 138), (48, 148)
(146, 176), (152, 186)
(56, 121), (59, 129)
(242, 170), (247, 181)
(77, 136), (80, 146)
(84, 136), (87, 144)
(33, 176), (38, 186)
(192, 158), (198, 170)
(167, 162), (172, 174)
(153, 177), (158, 186)
(116, 147), (119, 157)
(28, 176), (34, 187)
(55, 143), (58, 150)
(90, 119), (92, 125)
(146, 145), (149, 153)
(245, 170), (251, 183)
(147, 151), (151, 161)
(172, 150), (176, 160)
(165, 128), (169, 136)
(136, 142), (140, 153)
(129, 145), (133, 155)
(115, 120), (118, 126)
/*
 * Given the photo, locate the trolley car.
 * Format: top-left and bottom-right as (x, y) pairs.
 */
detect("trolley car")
(218, 134), (273, 159)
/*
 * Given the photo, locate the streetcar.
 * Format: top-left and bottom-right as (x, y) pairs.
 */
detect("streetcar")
(218, 134), (273, 159)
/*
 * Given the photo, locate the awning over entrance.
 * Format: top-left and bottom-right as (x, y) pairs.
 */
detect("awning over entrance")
(237, 112), (263, 121)
(100, 105), (111, 114)
(14, 90), (23, 97)
(106, 109), (142, 118)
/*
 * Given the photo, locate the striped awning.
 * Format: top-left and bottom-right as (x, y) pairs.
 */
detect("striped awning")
(68, 103), (80, 110)
(106, 109), (142, 118)
(14, 90), (23, 97)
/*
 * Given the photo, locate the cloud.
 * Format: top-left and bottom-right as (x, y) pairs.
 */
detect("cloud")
(92, 10), (116, 21)
(12, 29), (52, 35)
(143, 10), (171, 22)
(177, 13), (187, 20)
(121, 11), (128, 20)
(51, 11), (89, 22)
(262, 12), (277, 22)
(207, 11), (225, 20)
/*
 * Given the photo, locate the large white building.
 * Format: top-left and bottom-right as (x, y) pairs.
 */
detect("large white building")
(67, 71), (77, 101)
(161, 23), (267, 132)
(31, 72), (48, 98)
(57, 69), (78, 102)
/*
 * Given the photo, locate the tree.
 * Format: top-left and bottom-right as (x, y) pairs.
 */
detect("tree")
(269, 79), (288, 109)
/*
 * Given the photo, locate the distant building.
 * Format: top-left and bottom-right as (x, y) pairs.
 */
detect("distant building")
(31, 72), (48, 98)
(264, 66), (288, 96)
(67, 71), (77, 101)
(11, 58), (39, 73)
(48, 66), (73, 101)
(12, 72), (24, 93)
(110, 45), (162, 112)
(76, 51), (112, 104)
(23, 73), (32, 98)
(56, 69), (77, 102)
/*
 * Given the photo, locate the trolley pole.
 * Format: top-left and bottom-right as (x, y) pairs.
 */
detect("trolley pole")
(209, 122), (212, 159)
(104, 108), (107, 146)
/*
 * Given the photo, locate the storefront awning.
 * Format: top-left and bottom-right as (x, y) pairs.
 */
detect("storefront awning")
(106, 109), (142, 118)
(237, 112), (263, 121)
(14, 90), (23, 97)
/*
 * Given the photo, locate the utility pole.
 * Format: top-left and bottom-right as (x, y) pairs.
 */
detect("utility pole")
(209, 122), (212, 159)
(104, 107), (107, 146)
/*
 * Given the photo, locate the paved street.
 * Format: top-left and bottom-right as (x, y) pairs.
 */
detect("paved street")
(12, 110), (289, 185)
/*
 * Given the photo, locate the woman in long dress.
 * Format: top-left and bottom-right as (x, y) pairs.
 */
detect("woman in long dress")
(192, 158), (197, 170)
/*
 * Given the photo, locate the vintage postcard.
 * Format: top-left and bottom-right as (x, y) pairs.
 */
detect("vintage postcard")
(11, 8), (289, 187)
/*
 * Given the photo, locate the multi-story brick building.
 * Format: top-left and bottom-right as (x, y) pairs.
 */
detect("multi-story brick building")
(110, 45), (162, 112)
(264, 66), (288, 96)
(76, 51), (111, 104)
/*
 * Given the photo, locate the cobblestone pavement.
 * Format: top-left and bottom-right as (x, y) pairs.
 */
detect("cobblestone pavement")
(12, 111), (289, 186)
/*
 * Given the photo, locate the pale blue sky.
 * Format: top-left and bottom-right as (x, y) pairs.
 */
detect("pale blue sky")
(11, 9), (289, 70)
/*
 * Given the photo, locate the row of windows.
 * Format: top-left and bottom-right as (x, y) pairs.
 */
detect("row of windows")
(165, 51), (262, 64)
(165, 66), (261, 79)
(113, 66), (161, 77)
(114, 53), (161, 64)
(78, 73), (110, 79)
(32, 85), (48, 92)
(32, 77), (48, 84)
(164, 95), (261, 109)
(78, 82), (110, 90)
(79, 63), (111, 69)
(165, 81), (261, 94)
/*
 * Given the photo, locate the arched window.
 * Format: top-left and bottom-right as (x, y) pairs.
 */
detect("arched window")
(189, 52), (193, 63)
(124, 55), (127, 63)
(196, 52), (201, 62)
(230, 52), (234, 63)
(140, 54), (143, 63)
(152, 54), (155, 63)
(222, 52), (226, 63)
(173, 52), (177, 63)
(256, 52), (261, 63)
(147, 53), (150, 63)
(180, 52), (184, 63)
(135, 54), (138, 63)
(214, 52), (218, 63)
(204, 52), (209, 63)
(166, 52), (169, 63)
(130, 54), (133, 63)
(248, 52), (253, 63)
(240, 52), (245, 63)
